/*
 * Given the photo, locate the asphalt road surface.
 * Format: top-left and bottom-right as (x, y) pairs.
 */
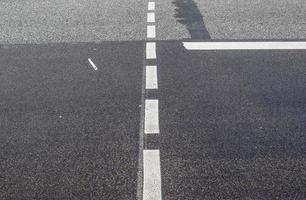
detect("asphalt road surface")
(158, 42), (306, 199)
(1, 0), (306, 200)
(0, 42), (143, 199)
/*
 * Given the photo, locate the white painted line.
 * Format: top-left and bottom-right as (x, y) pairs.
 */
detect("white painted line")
(146, 65), (158, 89)
(145, 99), (159, 134)
(147, 12), (155, 23)
(147, 25), (156, 38)
(148, 2), (155, 11)
(143, 150), (162, 200)
(88, 58), (98, 70)
(146, 42), (156, 59)
(183, 41), (306, 50)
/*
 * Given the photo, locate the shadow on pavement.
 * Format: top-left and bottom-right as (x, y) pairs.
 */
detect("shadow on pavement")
(173, 0), (211, 39)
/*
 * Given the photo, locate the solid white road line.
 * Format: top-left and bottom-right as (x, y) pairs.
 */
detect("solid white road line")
(183, 41), (306, 50)
(148, 2), (155, 11)
(146, 65), (158, 89)
(146, 42), (156, 59)
(88, 58), (98, 70)
(145, 99), (159, 134)
(147, 25), (156, 38)
(147, 12), (155, 23)
(143, 150), (162, 200)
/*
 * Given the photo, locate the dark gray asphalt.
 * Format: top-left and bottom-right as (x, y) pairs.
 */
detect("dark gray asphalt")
(157, 42), (306, 199)
(2, 40), (306, 200)
(0, 42), (143, 199)
(1, 0), (306, 199)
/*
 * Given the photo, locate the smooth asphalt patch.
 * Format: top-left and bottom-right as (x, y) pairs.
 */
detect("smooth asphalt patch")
(157, 41), (306, 199)
(0, 42), (143, 199)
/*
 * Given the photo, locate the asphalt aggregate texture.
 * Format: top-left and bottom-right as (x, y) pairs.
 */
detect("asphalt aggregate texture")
(1, 0), (306, 199)
(0, 42), (143, 199)
(156, 0), (306, 40)
(0, 0), (146, 44)
(158, 41), (306, 200)
(193, 0), (306, 40)
(1, 0), (306, 43)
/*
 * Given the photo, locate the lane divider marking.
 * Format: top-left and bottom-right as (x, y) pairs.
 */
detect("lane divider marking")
(148, 2), (155, 11)
(145, 99), (160, 134)
(146, 42), (156, 59)
(88, 58), (98, 71)
(143, 150), (162, 200)
(139, 2), (162, 200)
(147, 25), (156, 38)
(183, 41), (306, 50)
(147, 12), (155, 23)
(146, 65), (158, 89)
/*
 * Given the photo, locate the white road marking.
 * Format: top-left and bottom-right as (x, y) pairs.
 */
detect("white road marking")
(143, 150), (162, 200)
(139, 2), (162, 200)
(147, 12), (155, 23)
(146, 42), (156, 59)
(147, 25), (156, 38)
(145, 99), (159, 134)
(88, 58), (98, 70)
(146, 65), (158, 89)
(148, 2), (155, 11)
(183, 41), (306, 50)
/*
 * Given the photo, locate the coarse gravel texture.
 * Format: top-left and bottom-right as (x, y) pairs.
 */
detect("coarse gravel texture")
(1, 0), (306, 43)
(196, 0), (306, 40)
(0, 0), (146, 44)
(157, 0), (306, 40)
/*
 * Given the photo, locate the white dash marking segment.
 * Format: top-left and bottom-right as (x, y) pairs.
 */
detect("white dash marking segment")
(146, 42), (156, 59)
(147, 25), (156, 38)
(183, 41), (306, 50)
(143, 150), (162, 200)
(148, 2), (155, 11)
(145, 99), (159, 134)
(146, 65), (158, 89)
(147, 12), (155, 23)
(88, 58), (98, 70)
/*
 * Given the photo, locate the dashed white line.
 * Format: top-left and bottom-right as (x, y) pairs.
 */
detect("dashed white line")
(143, 150), (162, 200)
(88, 58), (98, 70)
(146, 65), (158, 89)
(148, 2), (155, 11)
(140, 2), (162, 200)
(147, 25), (156, 38)
(183, 41), (306, 50)
(146, 42), (156, 59)
(147, 12), (155, 23)
(145, 99), (159, 134)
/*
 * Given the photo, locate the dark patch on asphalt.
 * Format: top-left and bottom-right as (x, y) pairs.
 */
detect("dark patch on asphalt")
(157, 41), (306, 199)
(172, 0), (211, 39)
(0, 42), (143, 200)
(145, 134), (160, 149)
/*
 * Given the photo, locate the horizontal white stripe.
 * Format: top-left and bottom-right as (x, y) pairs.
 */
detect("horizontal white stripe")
(143, 150), (162, 200)
(147, 12), (155, 23)
(145, 99), (159, 134)
(183, 41), (306, 50)
(147, 25), (156, 38)
(146, 42), (156, 59)
(146, 65), (158, 89)
(148, 2), (155, 11)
